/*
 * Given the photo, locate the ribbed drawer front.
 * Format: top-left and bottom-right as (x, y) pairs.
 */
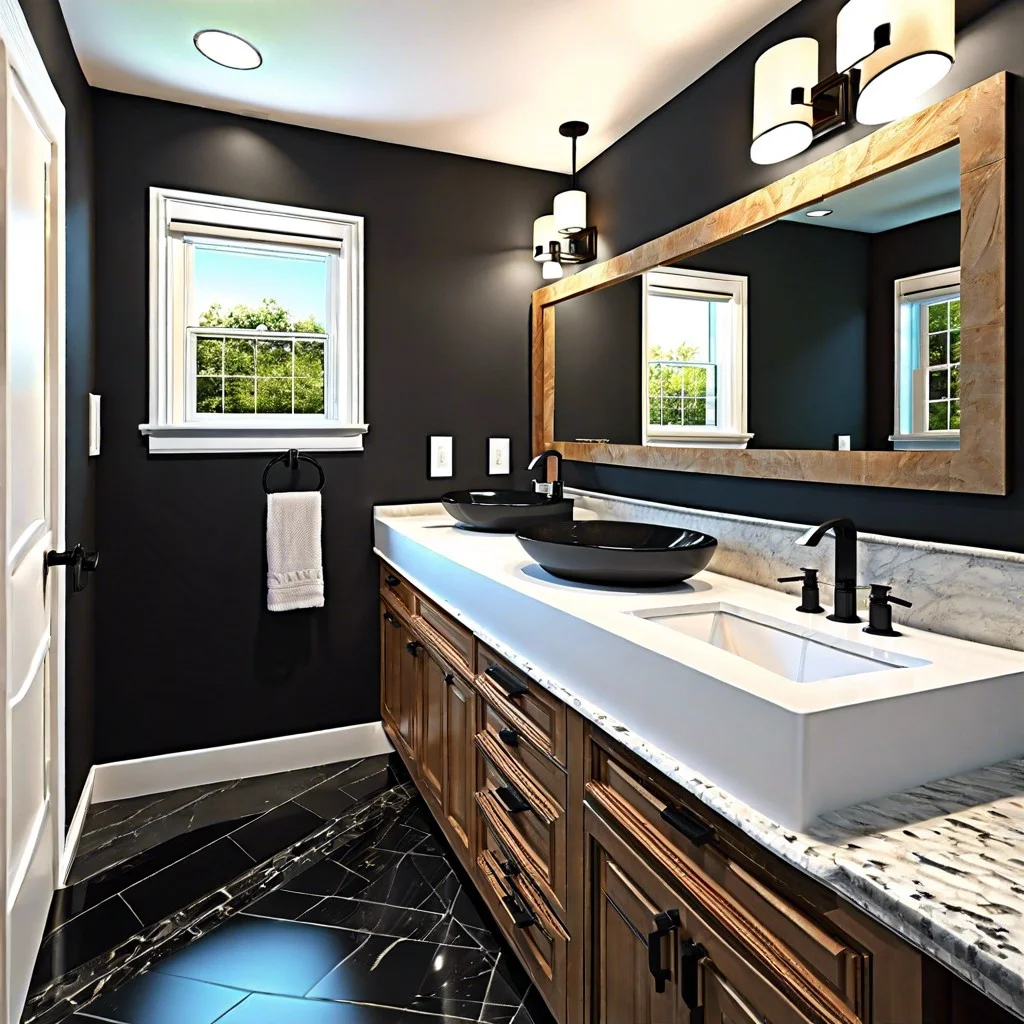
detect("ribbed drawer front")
(379, 562), (415, 615)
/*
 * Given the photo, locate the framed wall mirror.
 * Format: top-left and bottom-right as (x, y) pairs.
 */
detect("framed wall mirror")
(532, 74), (1006, 494)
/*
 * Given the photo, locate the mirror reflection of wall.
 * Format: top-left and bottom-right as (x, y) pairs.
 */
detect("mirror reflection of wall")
(552, 145), (961, 453)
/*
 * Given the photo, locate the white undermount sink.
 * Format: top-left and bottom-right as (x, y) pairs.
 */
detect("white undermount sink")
(640, 603), (930, 683)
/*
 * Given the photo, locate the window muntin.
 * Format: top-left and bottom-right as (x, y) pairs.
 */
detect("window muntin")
(642, 268), (750, 447)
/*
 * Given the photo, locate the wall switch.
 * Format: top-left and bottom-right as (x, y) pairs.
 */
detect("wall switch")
(837, 435), (851, 451)
(429, 436), (454, 478)
(89, 394), (101, 456)
(488, 437), (511, 475)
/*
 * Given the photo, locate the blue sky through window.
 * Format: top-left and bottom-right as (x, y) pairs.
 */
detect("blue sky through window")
(193, 244), (328, 328)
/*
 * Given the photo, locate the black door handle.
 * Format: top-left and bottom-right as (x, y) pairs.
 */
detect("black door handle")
(405, 640), (422, 656)
(485, 665), (529, 698)
(679, 939), (707, 1011)
(46, 544), (99, 593)
(661, 805), (715, 847)
(502, 892), (535, 929)
(498, 727), (520, 747)
(647, 909), (680, 994)
(385, 574), (400, 588)
(495, 784), (531, 815)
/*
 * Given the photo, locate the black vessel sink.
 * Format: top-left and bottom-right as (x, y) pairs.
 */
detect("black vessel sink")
(441, 490), (575, 533)
(516, 520), (717, 586)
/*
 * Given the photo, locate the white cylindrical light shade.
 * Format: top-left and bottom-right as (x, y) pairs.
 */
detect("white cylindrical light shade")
(553, 190), (587, 234)
(542, 260), (563, 280)
(837, 0), (955, 125)
(750, 37), (818, 165)
(532, 214), (558, 262)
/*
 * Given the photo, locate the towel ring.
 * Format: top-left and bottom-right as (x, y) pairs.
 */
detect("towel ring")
(262, 449), (325, 493)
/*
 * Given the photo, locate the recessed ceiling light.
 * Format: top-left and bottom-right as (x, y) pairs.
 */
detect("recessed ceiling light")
(194, 30), (262, 70)
(805, 209), (833, 218)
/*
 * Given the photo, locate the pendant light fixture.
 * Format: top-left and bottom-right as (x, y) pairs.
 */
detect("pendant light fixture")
(749, 0), (955, 165)
(532, 121), (597, 278)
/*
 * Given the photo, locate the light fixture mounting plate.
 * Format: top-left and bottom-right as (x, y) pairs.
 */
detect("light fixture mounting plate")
(559, 120), (590, 139)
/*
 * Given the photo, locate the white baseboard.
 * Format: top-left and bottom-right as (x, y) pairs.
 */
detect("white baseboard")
(60, 766), (96, 885)
(91, 721), (394, 805)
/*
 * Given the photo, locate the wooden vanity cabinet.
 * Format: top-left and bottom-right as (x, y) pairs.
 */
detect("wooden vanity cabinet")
(380, 600), (419, 765)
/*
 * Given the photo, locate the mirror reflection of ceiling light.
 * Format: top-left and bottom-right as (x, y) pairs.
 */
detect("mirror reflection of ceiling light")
(805, 209), (833, 218)
(194, 29), (263, 70)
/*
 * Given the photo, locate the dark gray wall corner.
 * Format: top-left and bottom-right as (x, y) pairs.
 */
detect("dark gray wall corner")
(572, 0), (1024, 552)
(91, 91), (561, 763)
(18, 0), (96, 823)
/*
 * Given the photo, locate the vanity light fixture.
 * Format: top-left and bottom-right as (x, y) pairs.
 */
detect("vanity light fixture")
(532, 121), (598, 278)
(194, 29), (263, 70)
(805, 209), (833, 218)
(750, 0), (954, 164)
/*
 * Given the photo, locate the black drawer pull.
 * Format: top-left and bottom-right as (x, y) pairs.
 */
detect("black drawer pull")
(647, 909), (680, 994)
(661, 805), (715, 847)
(500, 858), (520, 877)
(405, 640), (422, 656)
(502, 892), (535, 929)
(486, 664), (529, 698)
(385, 574), (400, 588)
(495, 785), (531, 815)
(498, 727), (520, 747)
(679, 939), (707, 1011)
(383, 611), (398, 627)
(444, 672), (455, 686)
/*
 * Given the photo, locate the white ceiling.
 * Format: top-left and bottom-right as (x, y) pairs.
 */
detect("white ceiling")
(58, 0), (800, 172)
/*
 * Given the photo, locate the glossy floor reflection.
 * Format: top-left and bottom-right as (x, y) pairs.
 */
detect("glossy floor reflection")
(67, 767), (549, 1023)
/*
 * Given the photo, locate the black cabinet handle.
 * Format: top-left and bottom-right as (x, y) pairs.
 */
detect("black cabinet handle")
(500, 858), (520, 877)
(661, 805), (715, 847)
(405, 640), (422, 656)
(383, 611), (399, 627)
(498, 727), (520, 747)
(679, 939), (707, 1011)
(385, 574), (400, 588)
(647, 909), (680, 994)
(486, 665), (529, 698)
(495, 785), (531, 815)
(444, 672), (455, 686)
(502, 892), (535, 929)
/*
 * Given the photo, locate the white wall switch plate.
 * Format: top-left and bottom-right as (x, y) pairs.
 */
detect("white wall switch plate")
(429, 436), (454, 478)
(89, 394), (101, 455)
(488, 437), (511, 475)
(837, 435), (851, 451)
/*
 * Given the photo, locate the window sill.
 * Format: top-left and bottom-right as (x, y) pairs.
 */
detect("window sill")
(889, 432), (960, 451)
(645, 431), (754, 450)
(138, 422), (369, 455)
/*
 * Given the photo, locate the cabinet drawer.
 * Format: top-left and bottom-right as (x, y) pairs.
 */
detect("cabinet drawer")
(480, 701), (566, 808)
(475, 646), (566, 765)
(417, 596), (474, 675)
(476, 740), (567, 919)
(379, 562), (415, 614)
(588, 745), (867, 1018)
(477, 847), (568, 1021)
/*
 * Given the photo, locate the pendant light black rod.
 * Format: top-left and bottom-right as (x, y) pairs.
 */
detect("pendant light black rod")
(558, 120), (589, 191)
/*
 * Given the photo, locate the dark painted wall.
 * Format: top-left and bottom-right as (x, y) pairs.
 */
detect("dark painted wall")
(18, 0), (96, 821)
(572, 0), (1024, 552)
(92, 91), (561, 763)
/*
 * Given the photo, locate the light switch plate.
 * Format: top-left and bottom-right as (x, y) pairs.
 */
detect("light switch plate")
(488, 437), (511, 475)
(88, 394), (101, 456)
(429, 436), (454, 478)
(837, 434), (851, 451)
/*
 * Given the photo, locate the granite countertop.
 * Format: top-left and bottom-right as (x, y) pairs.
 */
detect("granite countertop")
(374, 502), (1024, 1019)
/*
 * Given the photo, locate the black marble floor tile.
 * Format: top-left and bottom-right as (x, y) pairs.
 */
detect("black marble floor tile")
(77, 970), (246, 1024)
(214, 994), (406, 1023)
(293, 780), (358, 821)
(242, 888), (324, 921)
(283, 857), (370, 900)
(120, 838), (255, 927)
(296, 897), (446, 942)
(153, 916), (363, 997)
(229, 802), (326, 862)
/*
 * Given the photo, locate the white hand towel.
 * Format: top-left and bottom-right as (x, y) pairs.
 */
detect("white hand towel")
(267, 491), (324, 611)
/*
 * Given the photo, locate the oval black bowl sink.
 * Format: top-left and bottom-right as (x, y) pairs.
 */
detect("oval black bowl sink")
(442, 490), (575, 533)
(516, 520), (717, 586)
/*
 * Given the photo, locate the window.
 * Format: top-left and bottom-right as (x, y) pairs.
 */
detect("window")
(143, 188), (365, 453)
(892, 267), (960, 451)
(642, 268), (751, 448)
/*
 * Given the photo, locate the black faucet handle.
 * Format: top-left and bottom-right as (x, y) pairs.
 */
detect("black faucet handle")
(864, 585), (912, 636)
(778, 567), (823, 614)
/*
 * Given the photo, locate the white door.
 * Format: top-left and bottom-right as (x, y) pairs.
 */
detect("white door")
(0, 14), (67, 1024)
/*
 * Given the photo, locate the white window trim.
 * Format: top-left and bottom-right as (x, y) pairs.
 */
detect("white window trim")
(890, 266), (960, 452)
(141, 187), (367, 454)
(641, 267), (752, 449)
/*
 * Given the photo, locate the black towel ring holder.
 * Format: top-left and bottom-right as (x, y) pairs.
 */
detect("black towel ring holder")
(262, 449), (325, 493)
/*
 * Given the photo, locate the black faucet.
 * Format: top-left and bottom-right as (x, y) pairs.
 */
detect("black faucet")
(527, 449), (564, 500)
(796, 517), (861, 623)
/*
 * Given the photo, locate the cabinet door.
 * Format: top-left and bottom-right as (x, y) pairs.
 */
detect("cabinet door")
(703, 962), (815, 1024)
(396, 629), (421, 764)
(443, 671), (475, 855)
(420, 648), (446, 808)
(380, 604), (403, 734)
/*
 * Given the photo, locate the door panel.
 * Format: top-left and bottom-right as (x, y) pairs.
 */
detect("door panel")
(381, 604), (402, 732)
(443, 671), (474, 854)
(396, 628), (420, 762)
(420, 649), (445, 807)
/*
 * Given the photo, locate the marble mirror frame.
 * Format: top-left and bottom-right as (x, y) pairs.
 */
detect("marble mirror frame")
(531, 73), (1007, 494)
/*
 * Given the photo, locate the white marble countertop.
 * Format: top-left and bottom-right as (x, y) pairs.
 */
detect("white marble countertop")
(374, 502), (1024, 1019)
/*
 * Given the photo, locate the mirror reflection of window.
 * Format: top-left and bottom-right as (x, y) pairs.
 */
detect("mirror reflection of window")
(892, 267), (961, 450)
(643, 268), (751, 448)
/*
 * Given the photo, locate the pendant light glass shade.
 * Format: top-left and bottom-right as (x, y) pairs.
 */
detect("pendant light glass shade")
(542, 260), (563, 280)
(837, 0), (955, 125)
(553, 189), (587, 234)
(750, 37), (818, 166)
(532, 214), (559, 262)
